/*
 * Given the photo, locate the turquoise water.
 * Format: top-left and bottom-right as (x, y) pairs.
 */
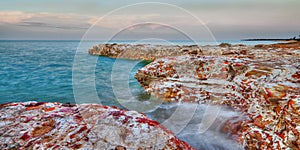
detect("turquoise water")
(0, 40), (149, 107)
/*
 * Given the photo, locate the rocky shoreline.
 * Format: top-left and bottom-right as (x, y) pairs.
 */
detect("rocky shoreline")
(90, 42), (300, 149)
(2, 42), (299, 149)
(0, 101), (194, 149)
(136, 55), (299, 149)
(89, 43), (202, 61)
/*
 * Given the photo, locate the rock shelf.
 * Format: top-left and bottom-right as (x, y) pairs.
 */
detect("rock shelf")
(132, 42), (300, 149)
(88, 42), (300, 149)
(0, 101), (194, 149)
(135, 54), (299, 149)
(89, 44), (202, 61)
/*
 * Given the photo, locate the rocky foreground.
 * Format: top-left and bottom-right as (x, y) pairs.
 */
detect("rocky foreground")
(0, 101), (193, 149)
(91, 42), (300, 149)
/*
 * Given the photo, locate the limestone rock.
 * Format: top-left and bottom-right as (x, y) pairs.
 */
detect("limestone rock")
(135, 54), (300, 149)
(0, 102), (194, 149)
(89, 44), (202, 61)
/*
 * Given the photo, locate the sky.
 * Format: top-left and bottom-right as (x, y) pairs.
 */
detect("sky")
(0, 0), (299, 40)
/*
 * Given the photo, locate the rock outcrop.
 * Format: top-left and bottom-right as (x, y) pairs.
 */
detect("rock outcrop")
(89, 44), (202, 61)
(89, 43), (300, 63)
(87, 42), (300, 149)
(0, 101), (194, 149)
(134, 47), (300, 149)
(255, 41), (300, 49)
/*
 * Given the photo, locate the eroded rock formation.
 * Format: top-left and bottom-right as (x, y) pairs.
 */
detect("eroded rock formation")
(135, 54), (300, 149)
(89, 44), (202, 61)
(0, 101), (194, 149)
(133, 43), (300, 149)
(88, 42), (300, 149)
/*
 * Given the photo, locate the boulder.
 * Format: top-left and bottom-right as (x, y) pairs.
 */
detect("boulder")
(0, 102), (194, 149)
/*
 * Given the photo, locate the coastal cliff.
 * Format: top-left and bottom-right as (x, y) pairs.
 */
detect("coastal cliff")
(0, 101), (194, 149)
(135, 55), (299, 149)
(88, 42), (300, 149)
(89, 44), (202, 61)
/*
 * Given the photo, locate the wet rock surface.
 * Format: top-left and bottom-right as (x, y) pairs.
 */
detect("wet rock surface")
(0, 101), (194, 149)
(133, 43), (300, 149)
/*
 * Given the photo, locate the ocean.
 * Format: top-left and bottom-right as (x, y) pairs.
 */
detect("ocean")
(0, 40), (146, 105)
(1, 40), (273, 149)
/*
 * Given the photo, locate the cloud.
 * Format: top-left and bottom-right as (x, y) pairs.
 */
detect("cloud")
(0, 11), (102, 39)
(18, 21), (88, 30)
(1, 1), (299, 40)
(0, 11), (33, 24)
(127, 23), (164, 31)
(0, 11), (96, 30)
(91, 14), (162, 29)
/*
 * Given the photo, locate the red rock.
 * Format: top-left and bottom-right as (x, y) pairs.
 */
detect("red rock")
(88, 44), (202, 61)
(245, 69), (270, 77)
(136, 117), (159, 126)
(135, 53), (299, 149)
(253, 115), (265, 128)
(20, 132), (31, 141)
(0, 102), (194, 149)
(86, 43), (300, 149)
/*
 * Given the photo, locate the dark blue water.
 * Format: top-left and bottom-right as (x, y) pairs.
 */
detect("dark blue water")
(0, 40), (149, 107)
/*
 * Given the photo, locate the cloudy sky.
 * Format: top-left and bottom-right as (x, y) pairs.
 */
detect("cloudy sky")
(0, 0), (299, 40)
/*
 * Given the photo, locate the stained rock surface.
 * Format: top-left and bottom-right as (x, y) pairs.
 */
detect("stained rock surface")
(134, 45), (300, 149)
(89, 44), (202, 61)
(88, 43), (300, 149)
(0, 101), (194, 149)
(255, 41), (300, 49)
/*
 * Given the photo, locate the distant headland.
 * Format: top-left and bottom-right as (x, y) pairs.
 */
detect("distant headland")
(242, 35), (300, 42)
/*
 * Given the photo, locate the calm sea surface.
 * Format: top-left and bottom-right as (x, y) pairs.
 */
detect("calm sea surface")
(0, 40), (149, 105)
